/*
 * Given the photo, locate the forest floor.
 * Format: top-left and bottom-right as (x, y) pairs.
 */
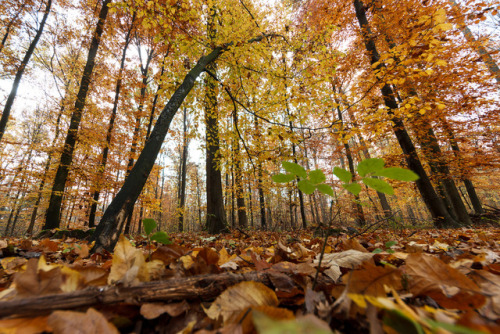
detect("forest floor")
(0, 219), (498, 333)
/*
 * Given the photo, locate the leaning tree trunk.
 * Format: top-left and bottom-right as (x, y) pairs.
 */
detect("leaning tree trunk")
(43, 0), (111, 230)
(91, 46), (224, 252)
(353, 0), (460, 228)
(0, 0), (52, 144)
(88, 12), (135, 228)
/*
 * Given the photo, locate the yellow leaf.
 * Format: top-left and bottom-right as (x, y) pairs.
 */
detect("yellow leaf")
(108, 235), (146, 285)
(205, 281), (279, 323)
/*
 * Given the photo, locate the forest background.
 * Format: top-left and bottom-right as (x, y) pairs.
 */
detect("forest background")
(0, 0), (499, 250)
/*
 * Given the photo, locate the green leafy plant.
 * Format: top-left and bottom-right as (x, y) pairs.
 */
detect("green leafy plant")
(272, 158), (419, 197)
(143, 218), (172, 259)
(373, 240), (397, 254)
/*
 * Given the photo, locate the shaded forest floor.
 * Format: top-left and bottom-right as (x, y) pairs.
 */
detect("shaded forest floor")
(0, 219), (498, 333)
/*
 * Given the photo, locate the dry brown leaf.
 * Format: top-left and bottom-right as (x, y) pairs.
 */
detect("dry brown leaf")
(405, 253), (485, 310)
(14, 258), (63, 297)
(151, 244), (189, 266)
(0, 316), (51, 334)
(205, 281), (279, 323)
(71, 265), (108, 286)
(341, 238), (368, 252)
(140, 300), (189, 320)
(469, 270), (500, 320)
(318, 249), (374, 269)
(108, 235), (146, 285)
(39, 239), (59, 252)
(0, 257), (27, 275)
(48, 308), (119, 334)
(347, 262), (402, 297)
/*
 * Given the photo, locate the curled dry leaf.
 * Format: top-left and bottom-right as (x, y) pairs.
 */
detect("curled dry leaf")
(468, 270), (500, 320)
(316, 249), (374, 282)
(48, 308), (119, 334)
(205, 281), (279, 324)
(405, 253), (486, 310)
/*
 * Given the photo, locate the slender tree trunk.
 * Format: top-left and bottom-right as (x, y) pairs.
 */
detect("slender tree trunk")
(88, 11), (135, 228)
(443, 122), (484, 214)
(336, 104), (366, 225)
(233, 109), (248, 228)
(44, 0), (111, 230)
(91, 45), (224, 252)
(0, 2), (28, 54)
(178, 108), (189, 232)
(0, 0), (52, 144)
(353, 0), (460, 228)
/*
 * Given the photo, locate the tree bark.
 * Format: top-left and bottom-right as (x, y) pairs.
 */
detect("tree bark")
(0, 1), (28, 54)
(178, 108), (189, 232)
(233, 109), (248, 228)
(353, 0), (460, 228)
(204, 9), (227, 234)
(88, 12), (135, 228)
(43, 0), (111, 230)
(91, 46), (224, 252)
(0, 0), (52, 144)
(0, 270), (333, 318)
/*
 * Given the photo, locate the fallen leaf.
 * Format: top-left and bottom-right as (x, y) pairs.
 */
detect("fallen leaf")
(108, 235), (146, 285)
(405, 253), (485, 310)
(0, 316), (51, 334)
(205, 281), (279, 323)
(140, 300), (190, 319)
(347, 262), (402, 297)
(48, 308), (119, 334)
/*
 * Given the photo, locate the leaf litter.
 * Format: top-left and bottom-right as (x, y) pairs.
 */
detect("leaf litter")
(0, 227), (498, 333)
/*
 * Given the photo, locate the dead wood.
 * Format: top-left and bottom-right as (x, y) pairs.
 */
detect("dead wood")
(0, 270), (333, 318)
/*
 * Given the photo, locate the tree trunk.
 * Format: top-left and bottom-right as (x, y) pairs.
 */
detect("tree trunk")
(336, 104), (365, 226)
(353, 0), (460, 228)
(88, 12), (135, 228)
(90, 45), (224, 252)
(0, 2), (28, 54)
(204, 9), (226, 234)
(178, 108), (189, 232)
(0, 0), (52, 144)
(233, 109), (248, 228)
(44, 0), (111, 230)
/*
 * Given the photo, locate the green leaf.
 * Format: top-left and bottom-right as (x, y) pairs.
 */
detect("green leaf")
(372, 248), (383, 254)
(282, 161), (307, 179)
(357, 158), (385, 177)
(253, 310), (332, 334)
(425, 319), (486, 334)
(373, 167), (419, 181)
(385, 240), (397, 248)
(272, 173), (295, 183)
(362, 178), (394, 195)
(342, 183), (361, 196)
(309, 169), (326, 184)
(316, 184), (334, 197)
(333, 167), (352, 183)
(143, 218), (157, 236)
(151, 231), (172, 245)
(298, 179), (316, 195)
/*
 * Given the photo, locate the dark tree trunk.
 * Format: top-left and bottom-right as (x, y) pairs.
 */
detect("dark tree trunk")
(233, 110), (248, 228)
(178, 108), (189, 232)
(0, 0), (52, 144)
(353, 0), (460, 228)
(253, 114), (267, 229)
(122, 46), (154, 234)
(43, 0), (111, 230)
(336, 105), (366, 226)
(91, 46), (224, 252)
(88, 12), (135, 228)
(204, 9), (226, 234)
(443, 122), (484, 214)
